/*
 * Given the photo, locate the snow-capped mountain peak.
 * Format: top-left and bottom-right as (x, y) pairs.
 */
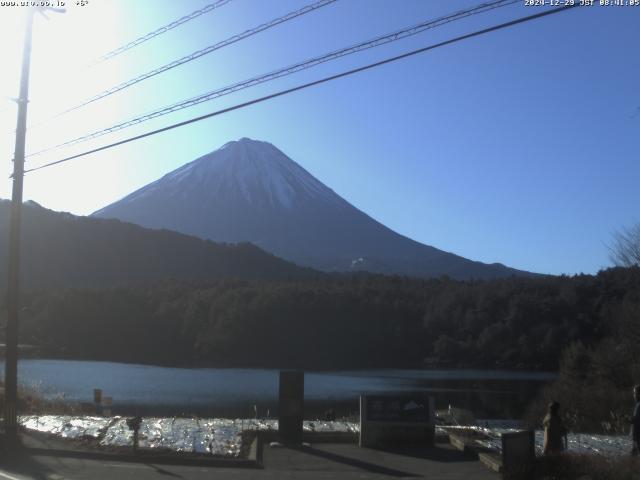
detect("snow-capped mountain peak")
(128, 138), (340, 210)
(93, 138), (533, 279)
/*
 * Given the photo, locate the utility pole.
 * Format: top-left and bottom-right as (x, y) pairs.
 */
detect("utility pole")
(4, 6), (36, 441)
(4, 6), (64, 441)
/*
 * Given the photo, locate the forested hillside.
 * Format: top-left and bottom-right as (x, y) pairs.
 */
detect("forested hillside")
(0, 200), (315, 290)
(10, 267), (640, 370)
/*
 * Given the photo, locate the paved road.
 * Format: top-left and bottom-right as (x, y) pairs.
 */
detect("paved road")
(1, 458), (259, 480)
(264, 442), (498, 479)
(0, 441), (497, 479)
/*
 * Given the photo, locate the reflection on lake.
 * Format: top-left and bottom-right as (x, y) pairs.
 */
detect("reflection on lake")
(3, 360), (555, 418)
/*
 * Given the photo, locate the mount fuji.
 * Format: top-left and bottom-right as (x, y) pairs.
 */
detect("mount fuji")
(93, 138), (532, 279)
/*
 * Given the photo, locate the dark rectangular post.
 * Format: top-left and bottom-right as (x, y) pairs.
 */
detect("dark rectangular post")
(278, 371), (304, 444)
(4, 8), (36, 440)
(502, 430), (536, 479)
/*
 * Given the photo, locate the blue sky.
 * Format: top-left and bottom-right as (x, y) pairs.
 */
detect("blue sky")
(0, 0), (637, 276)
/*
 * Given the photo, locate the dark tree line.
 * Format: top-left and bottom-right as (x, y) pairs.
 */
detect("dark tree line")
(0, 201), (315, 291)
(5, 267), (639, 372)
(525, 270), (640, 433)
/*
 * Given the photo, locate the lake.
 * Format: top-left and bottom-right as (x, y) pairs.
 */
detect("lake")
(2, 359), (555, 419)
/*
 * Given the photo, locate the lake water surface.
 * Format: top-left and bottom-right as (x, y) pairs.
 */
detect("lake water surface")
(3, 360), (555, 418)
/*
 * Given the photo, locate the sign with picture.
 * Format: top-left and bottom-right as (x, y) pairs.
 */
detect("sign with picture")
(365, 394), (430, 423)
(359, 393), (435, 448)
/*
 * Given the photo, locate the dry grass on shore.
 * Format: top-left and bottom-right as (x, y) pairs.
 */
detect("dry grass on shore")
(0, 381), (89, 416)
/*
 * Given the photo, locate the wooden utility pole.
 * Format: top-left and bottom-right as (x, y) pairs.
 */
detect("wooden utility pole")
(4, 7), (36, 440)
(4, 6), (64, 440)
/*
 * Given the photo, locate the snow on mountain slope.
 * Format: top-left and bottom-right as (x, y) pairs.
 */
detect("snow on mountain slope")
(93, 138), (534, 279)
(120, 138), (340, 210)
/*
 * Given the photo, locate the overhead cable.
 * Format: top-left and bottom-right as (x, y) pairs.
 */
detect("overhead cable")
(37, 0), (337, 123)
(27, 0), (517, 158)
(23, 4), (579, 175)
(91, 0), (235, 65)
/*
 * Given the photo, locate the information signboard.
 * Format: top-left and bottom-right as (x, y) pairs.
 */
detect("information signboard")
(359, 393), (435, 448)
(365, 394), (431, 423)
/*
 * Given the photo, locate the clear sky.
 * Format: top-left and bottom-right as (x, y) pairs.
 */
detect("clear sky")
(0, 0), (637, 276)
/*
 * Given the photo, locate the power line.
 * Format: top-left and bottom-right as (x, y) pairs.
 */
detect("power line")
(91, 0), (235, 65)
(33, 0), (337, 125)
(15, 0), (235, 124)
(24, 4), (579, 175)
(27, 0), (518, 158)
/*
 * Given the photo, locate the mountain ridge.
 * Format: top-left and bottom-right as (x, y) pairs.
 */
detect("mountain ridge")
(0, 199), (315, 290)
(93, 138), (536, 280)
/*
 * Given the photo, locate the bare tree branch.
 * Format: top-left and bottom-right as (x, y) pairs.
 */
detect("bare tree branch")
(609, 223), (640, 267)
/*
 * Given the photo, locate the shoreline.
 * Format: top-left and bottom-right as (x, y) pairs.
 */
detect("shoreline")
(1, 357), (558, 378)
